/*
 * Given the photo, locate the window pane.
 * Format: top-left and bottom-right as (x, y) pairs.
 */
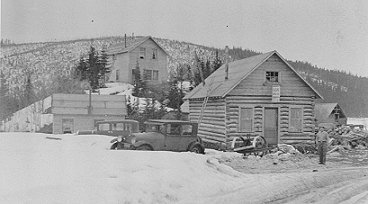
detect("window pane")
(181, 125), (192, 136)
(266, 71), (278, 82)
(140, 47), (146, 59)
(153, 70), (159, 80)
(99, 124), (110, 131)
(289, 108), (303, 132)
(152, 48), (157, 59)
(239, 108), (252, 132)
(113, 123), (124, 131)
(143, 70), (152, 80)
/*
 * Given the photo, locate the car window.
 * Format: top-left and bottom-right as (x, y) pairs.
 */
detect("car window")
(112, 123), (125, 131)
(167, 124), (180, 135)
(181, 124), (193, 136)
(98, 123), (110, 131)
(125, 123), (132, 131)
(146, 124), (160, 132)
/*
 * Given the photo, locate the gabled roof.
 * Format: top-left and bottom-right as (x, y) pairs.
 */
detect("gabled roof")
(106, 36), (169, 56)
(184, 50), (323, 100)
(315, 103), (346, 121)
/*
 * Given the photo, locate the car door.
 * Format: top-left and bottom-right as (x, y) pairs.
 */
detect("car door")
(179, 124), (196, 151)
(164, 123), (182, 151)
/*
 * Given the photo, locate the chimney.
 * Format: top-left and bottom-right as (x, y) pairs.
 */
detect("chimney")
(225, 46), (229, 80)
(124, 34), (127, 48)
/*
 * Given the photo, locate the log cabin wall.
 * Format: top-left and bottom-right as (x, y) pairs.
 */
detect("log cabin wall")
(188, 98), (226, 146)
(225, 54), (317, 145)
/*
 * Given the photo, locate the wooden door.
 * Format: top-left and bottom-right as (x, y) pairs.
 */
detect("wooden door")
(264, 108), (278, 145)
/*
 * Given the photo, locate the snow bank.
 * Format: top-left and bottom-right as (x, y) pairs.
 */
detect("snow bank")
(0, 133), (247, 204)
(1, 133), (368, 204)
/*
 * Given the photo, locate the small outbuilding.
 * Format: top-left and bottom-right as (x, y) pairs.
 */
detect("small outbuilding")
(184, 50), (323, 148)
(314, 103), (347, 126)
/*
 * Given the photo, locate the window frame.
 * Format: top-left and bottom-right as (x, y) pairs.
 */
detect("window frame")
(143, 69), (153, 80)
(238, 107), (254, 132)
(289, 107), (303, 133)
(139, 47), (146, 59)
(265, 71), (279, 83)
(152, 48), (158, 59)
(152, 70), (159, 80)
(116, 70), (120, 81)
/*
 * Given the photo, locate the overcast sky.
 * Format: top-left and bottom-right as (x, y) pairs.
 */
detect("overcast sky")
(1, 0), (368, 77)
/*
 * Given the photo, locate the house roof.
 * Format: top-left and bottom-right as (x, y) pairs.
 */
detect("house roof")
(106, 36), (169, 56)
(315, 103), (346, 121)
(184, 50), (323, 100)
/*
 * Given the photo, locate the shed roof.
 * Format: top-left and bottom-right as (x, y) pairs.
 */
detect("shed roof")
(106, 36), (169, 56)
(315, 103), (346, 121)
(184, 50), (323, 100)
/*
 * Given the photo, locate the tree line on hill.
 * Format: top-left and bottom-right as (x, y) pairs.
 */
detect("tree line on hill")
(1, 39), (367, 121)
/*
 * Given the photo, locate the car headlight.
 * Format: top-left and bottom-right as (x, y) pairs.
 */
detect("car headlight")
(130, 137), (136, 144)
(117, 136), (123, 142)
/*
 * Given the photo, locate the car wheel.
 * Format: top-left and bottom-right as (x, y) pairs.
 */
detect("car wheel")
(190, 145), (203, 154)
(136, 145), (153, 151)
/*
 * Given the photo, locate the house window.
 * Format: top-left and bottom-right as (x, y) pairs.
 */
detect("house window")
(143, 69), (152, 80)
(289, 108), (303, 132)
(266, 71), (279, 82)
(239, 108), (253, 132)
(152, 48), (158, 59)
(116, 70), (120, 81)
(139, 47), (146, 59)
(153, 70), (159, 80)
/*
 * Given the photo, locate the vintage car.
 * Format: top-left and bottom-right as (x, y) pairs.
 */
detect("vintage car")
(76, 120), (139, 137)
(119, 120), (205, 154)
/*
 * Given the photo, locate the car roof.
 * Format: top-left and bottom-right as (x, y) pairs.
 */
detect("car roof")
(145, 119), (197, 125)
(96, 120), (139, 124)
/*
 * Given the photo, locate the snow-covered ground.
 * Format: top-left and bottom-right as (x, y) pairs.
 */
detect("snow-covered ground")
(1, 132), (368, 204)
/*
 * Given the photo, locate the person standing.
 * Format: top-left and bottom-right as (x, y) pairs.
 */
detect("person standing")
(316, 127), (330, 164)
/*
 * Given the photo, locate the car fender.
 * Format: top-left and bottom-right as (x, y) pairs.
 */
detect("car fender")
(132, 141), (154, 150)
(187, 141), (205, 153)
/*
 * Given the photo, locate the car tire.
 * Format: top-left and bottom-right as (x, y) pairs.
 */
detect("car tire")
(136, 144), (153, 151)
(189, 145), (203, 154)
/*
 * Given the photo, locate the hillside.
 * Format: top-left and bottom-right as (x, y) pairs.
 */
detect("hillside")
(1, 36), (367, 118)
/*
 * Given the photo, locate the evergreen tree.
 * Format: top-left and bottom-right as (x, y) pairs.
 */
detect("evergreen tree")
(23, 72), (37, 107)
(213, 50), (223, 71)
(98, 49), (110, 87)
(132, 60), (146, 97)
(87, 46), (100, 90)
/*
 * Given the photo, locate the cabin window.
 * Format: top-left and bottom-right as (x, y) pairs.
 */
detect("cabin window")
(139, 47), (146, 59)
(116, 70), (120, 81)
(239, 108), (253, 132)
(289, 108), (303, 132)
(143, 70), (159, 80)
(112, 54), (116, 60)
(143, 70), (152, 80)
(153, 70), (159, 80)
(266, 71), (279, 82)
(152, 48), (158, 59)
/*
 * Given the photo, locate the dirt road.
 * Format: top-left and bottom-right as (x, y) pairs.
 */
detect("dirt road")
(221, 149), (368, 204)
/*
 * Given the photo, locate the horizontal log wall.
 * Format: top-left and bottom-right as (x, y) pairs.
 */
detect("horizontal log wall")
(226, 95), (316, 145)
(189, 98), (226, 144)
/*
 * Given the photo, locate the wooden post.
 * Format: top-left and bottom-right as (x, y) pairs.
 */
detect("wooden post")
(225, 46), (229, 80)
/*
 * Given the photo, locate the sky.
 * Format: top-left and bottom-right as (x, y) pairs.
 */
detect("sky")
(1, 0), (368, 77)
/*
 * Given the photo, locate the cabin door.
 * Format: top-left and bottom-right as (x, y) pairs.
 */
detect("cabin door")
(264, 108), (278, 145)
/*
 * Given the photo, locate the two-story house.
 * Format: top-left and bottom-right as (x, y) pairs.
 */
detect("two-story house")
(106, 36), (169, 85)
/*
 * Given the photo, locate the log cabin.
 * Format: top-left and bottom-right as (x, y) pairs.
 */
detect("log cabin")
(315, 103), (347, 126)
(106, 36), (169, 86)
(184, 50), (323, 149)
